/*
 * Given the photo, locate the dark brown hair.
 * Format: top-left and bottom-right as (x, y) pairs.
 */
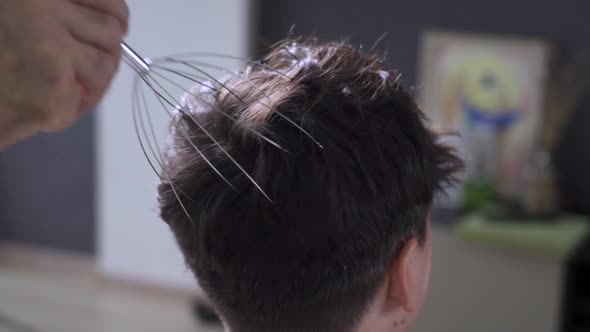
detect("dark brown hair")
(158, 38), (463, 332)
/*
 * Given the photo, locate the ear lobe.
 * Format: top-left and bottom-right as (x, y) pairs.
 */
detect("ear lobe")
(390, 237), (420, 313)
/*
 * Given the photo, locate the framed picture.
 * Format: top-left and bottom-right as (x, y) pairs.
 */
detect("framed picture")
(418, 31), (550, 211)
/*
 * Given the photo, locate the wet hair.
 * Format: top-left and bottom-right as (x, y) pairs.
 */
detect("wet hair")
(158, 38), (463, 332)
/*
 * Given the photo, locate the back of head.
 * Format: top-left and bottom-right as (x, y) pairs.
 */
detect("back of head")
(158, 38), (462, 332)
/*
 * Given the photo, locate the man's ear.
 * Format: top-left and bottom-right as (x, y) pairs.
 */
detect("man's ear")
(388, 237), (422, 313)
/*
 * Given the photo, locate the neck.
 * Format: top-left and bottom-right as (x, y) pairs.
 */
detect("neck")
(356, 319), (408, 332)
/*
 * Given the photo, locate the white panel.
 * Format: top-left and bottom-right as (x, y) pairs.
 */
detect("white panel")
(97, 0), (251, 289)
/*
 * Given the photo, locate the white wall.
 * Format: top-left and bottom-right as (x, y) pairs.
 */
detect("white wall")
(97, 0), (252, 290)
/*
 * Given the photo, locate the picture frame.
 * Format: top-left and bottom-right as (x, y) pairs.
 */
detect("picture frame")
(418, 30), (550, 211)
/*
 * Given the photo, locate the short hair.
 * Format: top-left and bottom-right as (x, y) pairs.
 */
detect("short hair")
(158, 38), (463, 332)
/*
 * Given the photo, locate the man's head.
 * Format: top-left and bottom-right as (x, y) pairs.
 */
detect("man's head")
(158, 38), (463, 332)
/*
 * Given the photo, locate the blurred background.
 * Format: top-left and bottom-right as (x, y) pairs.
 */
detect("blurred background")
(0, 0), (589, 331)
